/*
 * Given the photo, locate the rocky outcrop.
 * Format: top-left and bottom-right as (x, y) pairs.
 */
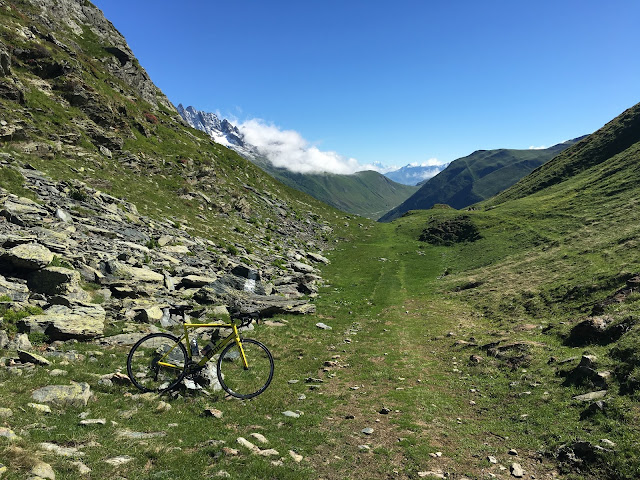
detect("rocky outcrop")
(23, 0), (174, 111)
(0, 162), (328, 347)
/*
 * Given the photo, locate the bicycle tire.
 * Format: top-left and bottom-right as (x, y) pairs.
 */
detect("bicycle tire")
(217, 338), (274, 399)
(127, 333), (188, 393)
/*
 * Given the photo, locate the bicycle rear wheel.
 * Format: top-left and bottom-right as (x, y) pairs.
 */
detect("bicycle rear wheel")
(217, 338), (274, 399)
(127, 333), (188, 392)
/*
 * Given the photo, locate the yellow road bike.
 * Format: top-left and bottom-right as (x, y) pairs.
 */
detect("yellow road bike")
(126, 317), (274, 399)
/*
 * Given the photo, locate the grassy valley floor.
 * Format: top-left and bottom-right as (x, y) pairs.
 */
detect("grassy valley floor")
(1, 213), (639, 479)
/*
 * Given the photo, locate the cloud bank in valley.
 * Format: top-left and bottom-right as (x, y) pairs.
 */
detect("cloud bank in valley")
(237, 119), (386, 175)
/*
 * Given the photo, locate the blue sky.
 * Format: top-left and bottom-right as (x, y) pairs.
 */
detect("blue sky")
(93, 0), (640, 172)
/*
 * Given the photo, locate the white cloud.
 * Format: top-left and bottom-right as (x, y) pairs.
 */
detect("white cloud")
(407, 158), (444, 168)
(237, 119), (378, 175)
(529, 145), (547, 150)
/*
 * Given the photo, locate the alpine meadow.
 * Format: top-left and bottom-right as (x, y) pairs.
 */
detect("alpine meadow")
(0, 2), (639, 480)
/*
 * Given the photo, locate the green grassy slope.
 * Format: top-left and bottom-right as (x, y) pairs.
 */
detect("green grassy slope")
(1, 1), (639, 478)
(379, 140), (581, 222)
(265, 168), (418, 219)
(487, 102), (640, 205)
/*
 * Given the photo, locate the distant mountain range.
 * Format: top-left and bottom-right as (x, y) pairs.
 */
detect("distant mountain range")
(178, 105), (585, 222)
(383, 162), (450, 185)
(379, 138), (585, 222)
(177, 105), (417, 219)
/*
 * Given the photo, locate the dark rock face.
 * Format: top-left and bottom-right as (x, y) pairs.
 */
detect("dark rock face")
(0, 41), (11, 76)
(565, 315), (635, 346)
(23, 0), (174, 111)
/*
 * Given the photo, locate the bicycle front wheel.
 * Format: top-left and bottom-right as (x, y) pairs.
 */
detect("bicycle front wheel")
(127, 333), (188, 393)
(217, 338), (274, 399)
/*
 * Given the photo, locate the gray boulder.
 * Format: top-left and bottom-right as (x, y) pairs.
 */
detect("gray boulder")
(291, 262), (316, 274)
(3, 243), (54, 270)
(103, 260), (164, 284)
(195, 276), (315, 317)
(0, 274), (29, 301)
(178, 274), (217, 288)
(307, 252), (329, 264)
(28, 266), (82, 295)
(18, 304), (105, 340)
(18, 349), (51, 366)
(31, 382), (91, 407)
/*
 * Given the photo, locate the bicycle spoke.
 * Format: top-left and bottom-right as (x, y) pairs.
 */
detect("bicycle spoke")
(127, 333), (187, 392)
(217, 339), (274, 399)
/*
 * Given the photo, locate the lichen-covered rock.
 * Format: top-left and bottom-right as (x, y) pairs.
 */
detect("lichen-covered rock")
(134, 305), (164, 323)
(3, 242), (54, 270)
(307, 252), (329, 264)
(18, 304), (105, 340)
(0, 274), (29, 301)
(104, 260), (164, 284)
(31, 381), (91, 407)
(18, 349), (51, 366)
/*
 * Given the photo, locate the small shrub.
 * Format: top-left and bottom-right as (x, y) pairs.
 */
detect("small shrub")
(272, 259), (287, 270)
(69, 187), (88, 202)
(419, 215), (481, 246)
(144, 112), (159, 124)
(48, 255), (73, 269)
(0, 304), (43, 336)
(28, 331), (49, 345)
(91, 292), (105, 304)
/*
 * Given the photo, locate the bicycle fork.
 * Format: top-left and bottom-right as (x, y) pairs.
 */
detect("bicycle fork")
(232, 324), (250, 370)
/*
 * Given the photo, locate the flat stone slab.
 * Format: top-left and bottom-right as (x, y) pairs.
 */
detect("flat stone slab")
(179, 274), (217, 288)
(307, 252), (329, 264)
(96, 332), (149, 346)
(573, 390), (608, 402)
(104, 455), (133, 466)
(291, 261), (316, 274)
(18, 350), (51, 366)
(106, 260), (164, 283)
(31, 382), (91, 407)
(39, 442), (84, 457)
(3, 243), (53, 270)
(0, 274), (29, 301)
(19, 304), (105, 340)
(27, 403), (52, 414)
(117, 429), (166, 439)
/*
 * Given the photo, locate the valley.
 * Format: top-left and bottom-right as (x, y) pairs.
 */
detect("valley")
(0, 1), (639, 479)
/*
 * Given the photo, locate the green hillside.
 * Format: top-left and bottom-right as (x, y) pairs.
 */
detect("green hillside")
(487, 102), (640, 205)
(264, 167), (418, 219)
(379, 140), (581, 222)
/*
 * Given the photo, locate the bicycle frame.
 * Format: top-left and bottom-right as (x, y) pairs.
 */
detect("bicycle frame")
(155, 321), (249, 371)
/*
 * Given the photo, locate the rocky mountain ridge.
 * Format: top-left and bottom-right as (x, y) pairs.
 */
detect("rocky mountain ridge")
(383, 162), (450, 186)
